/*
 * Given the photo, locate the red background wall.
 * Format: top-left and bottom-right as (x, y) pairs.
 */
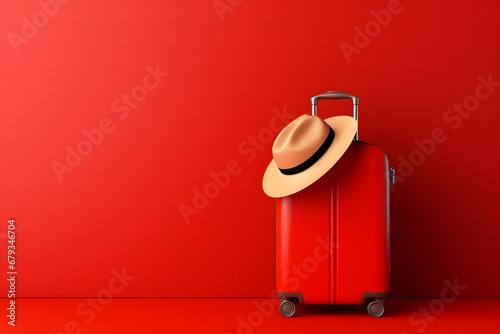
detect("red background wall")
(0, 0), (499, 298)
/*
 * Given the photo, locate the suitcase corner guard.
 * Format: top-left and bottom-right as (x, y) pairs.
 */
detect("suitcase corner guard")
(361, 292), (388, 304)
(277, 291), (304, 304)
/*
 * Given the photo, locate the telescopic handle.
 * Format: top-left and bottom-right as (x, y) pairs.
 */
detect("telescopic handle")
(311, 91), (359, 140)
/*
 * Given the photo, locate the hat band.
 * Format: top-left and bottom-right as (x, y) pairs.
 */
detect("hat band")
(278, 127), (335, 176)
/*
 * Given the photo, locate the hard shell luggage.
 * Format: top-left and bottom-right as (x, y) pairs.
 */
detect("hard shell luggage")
(275, 92), (394, 317)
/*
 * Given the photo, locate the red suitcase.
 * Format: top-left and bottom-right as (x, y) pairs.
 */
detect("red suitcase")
(273, 92), (393, 317)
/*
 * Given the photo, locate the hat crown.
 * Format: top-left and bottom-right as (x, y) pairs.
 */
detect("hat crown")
(272, 115), (331, 170)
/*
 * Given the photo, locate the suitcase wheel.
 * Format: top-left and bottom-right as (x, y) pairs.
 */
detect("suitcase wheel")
(279, 300), (296, 317)
(367, 300), (384, 318)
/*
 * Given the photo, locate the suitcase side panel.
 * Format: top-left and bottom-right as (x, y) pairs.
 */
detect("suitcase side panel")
(335, 142), (391, 304)
(276, 171), (333, 304)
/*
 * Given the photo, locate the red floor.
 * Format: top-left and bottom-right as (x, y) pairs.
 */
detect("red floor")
(1, 298), (498, 333)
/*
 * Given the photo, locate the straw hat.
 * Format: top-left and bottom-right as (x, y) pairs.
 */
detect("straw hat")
(262, 114), (357, 198)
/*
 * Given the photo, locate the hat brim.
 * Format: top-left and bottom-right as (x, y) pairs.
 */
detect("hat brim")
(262, 115), (357, 198)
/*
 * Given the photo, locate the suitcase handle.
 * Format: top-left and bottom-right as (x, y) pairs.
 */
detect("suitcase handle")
(311, 91), (359, 140)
